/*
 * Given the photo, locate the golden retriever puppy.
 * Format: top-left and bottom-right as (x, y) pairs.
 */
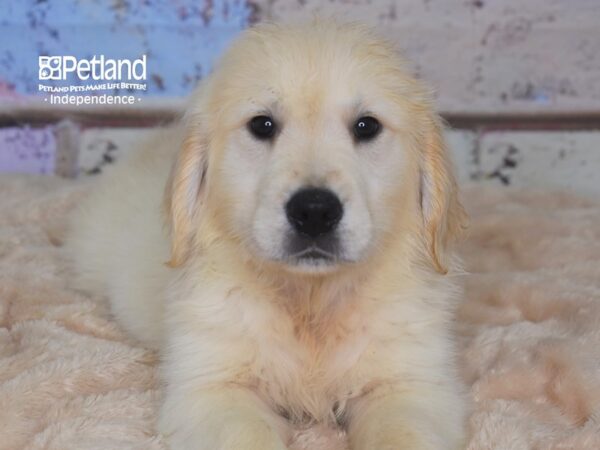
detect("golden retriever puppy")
(69, 20), (468, 450)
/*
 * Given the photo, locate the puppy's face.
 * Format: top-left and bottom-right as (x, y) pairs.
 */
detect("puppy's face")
(216, 76), (409, 273)
(168, 23), (465, 275)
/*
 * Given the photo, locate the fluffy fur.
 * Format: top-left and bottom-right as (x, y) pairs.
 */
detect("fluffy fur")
(2, 176), (600, 449)
(69, 22), (468, 450)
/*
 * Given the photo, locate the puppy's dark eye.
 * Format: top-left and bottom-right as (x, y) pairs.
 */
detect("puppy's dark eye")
(353, 116), (381, 141)
(248, 115), (276, 140)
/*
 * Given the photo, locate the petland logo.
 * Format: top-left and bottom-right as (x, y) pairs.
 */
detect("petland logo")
(39, 55), (147, 81)
(38, 55), (148, 106)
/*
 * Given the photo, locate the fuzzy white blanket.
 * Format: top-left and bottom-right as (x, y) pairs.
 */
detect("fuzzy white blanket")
(1, 175), (599, 450)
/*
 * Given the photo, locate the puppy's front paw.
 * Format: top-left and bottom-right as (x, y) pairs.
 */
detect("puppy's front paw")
(161, 416), (288, 450)
(347, 393), (465, 450)
(352, 428), (439, 450)
(159, 399), (288, 450)
(215, 417), (288, 450)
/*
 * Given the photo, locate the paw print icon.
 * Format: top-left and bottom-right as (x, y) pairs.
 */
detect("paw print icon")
(39, 56), (62, 80)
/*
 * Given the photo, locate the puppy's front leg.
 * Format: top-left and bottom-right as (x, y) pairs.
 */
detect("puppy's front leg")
(157, 306), (290, 450)
(159, 386), (289, 450)
(347, 385), (465, 450)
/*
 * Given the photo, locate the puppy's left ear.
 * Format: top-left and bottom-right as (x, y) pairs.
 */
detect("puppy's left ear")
(419, 117), (468, 274)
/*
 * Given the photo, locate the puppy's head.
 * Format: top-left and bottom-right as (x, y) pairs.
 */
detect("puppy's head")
(167, 21), (466, 275)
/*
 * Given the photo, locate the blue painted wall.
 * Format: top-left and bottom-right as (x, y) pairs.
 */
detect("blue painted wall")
(0, 0), (251, 98)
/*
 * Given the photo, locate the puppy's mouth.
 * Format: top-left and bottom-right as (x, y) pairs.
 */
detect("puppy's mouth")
(283, 233), (347, 271)
(289, 245), (337, 263)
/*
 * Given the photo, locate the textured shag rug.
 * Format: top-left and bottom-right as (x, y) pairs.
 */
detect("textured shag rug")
(1, 174), (599, 450)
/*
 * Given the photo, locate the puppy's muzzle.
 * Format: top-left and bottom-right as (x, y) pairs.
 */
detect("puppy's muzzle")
(285, 187), (343, 238)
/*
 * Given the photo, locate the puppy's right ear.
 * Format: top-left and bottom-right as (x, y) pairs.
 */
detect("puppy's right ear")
(164, 118), (209, 268)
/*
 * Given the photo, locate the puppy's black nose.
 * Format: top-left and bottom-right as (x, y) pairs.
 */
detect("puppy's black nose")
(285, 188), (343, 238)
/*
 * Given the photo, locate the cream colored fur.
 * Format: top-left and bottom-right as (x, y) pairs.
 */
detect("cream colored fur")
(69, 22), (467, 450)
(2, 176), (600, 449)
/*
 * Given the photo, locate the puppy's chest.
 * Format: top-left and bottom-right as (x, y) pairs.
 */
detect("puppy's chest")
(250, 303), (373, 424)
